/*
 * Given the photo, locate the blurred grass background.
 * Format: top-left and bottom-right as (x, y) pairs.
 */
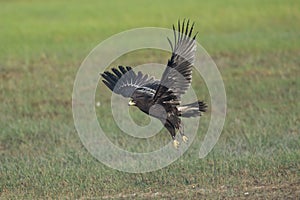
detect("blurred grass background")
(0, 0), (299, 198)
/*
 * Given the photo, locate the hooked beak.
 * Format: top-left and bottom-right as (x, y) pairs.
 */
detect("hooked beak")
(128, 99), (136, 106)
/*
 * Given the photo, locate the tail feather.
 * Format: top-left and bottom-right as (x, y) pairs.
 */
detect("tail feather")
(178, 101), (207, 117)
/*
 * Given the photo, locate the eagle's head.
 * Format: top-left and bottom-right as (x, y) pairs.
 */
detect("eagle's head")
(128, 87), (155, 108)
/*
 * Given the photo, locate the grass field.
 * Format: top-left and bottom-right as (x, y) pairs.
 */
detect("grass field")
(0, 0), (299, 198)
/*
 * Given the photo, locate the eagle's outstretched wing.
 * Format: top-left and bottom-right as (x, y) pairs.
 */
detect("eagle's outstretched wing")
(154, 19), (197, 102)
(101, 65), (157, 97)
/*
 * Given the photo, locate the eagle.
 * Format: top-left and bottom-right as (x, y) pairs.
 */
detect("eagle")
(101, 20), (207, 148)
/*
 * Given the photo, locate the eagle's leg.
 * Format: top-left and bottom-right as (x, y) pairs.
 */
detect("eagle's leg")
(164, 120), (180, 149)
(179, 122), (188, 143)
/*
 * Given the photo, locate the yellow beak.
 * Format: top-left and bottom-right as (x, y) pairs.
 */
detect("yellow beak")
(128, 99), (136, 106)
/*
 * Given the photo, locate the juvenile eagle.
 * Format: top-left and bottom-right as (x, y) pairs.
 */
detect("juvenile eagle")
(101, 20), (207, 148)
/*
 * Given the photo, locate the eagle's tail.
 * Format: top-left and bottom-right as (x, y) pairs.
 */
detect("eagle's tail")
(178, 101), (207, 117)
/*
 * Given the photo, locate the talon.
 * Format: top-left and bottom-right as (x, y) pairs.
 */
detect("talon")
(182, 135), (189, 143)
(173, 140), (180, 149)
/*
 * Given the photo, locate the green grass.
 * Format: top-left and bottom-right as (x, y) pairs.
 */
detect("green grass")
(0, 0), (299, 198)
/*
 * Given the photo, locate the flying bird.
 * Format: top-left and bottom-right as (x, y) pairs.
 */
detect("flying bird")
(101, 20), (207, 148)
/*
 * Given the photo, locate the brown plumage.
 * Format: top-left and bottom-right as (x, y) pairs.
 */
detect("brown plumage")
(101, 20), (207, 148)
